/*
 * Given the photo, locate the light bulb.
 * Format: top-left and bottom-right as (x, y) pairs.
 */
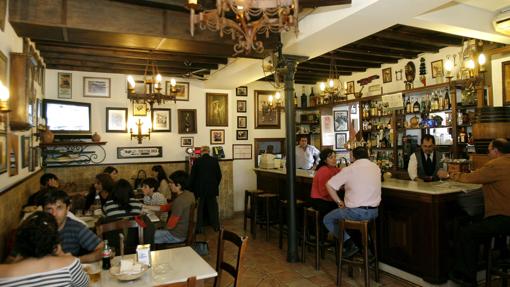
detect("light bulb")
(478, 53), (486, 66)
(275, 92), (281, 100)
(466, 59), (475, 70)
(170, 78), (176, 87)
(127, 76), (136, 89)
(444, 59), (454, 73)
(319, 82), (326, 91)
(156, 74), (162, 83)
(188, 0), (197, 4)
(268, 95), (273, 104)
(329, 79), (334, 88)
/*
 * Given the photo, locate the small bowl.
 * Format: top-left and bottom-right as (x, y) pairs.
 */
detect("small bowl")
(109, 264), (149, 281)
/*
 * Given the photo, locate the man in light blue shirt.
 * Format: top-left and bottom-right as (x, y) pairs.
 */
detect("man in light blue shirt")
(295, 135), (320, 170)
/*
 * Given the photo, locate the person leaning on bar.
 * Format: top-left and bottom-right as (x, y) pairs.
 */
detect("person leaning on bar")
(407, 134), (449, 181)
(447, 138), (510, 287)
(295, 134), (320, 170)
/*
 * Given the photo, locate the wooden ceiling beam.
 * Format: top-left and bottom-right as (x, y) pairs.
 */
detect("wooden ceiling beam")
(298, 63), (366, 73)
(355, 38), (439, 54)
(46, 60), (194, 76)
(322, 53), (398, 65)
(304, 59), (379, 69)
(46, 64), (197, 78)
(334, 47), (412, 59)
(376, 30), (462, 47)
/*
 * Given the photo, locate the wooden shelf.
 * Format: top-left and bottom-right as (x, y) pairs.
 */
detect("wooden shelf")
(40, 141), (107, 147)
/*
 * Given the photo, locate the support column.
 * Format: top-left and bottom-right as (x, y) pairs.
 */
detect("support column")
(282, 54), (308, 262)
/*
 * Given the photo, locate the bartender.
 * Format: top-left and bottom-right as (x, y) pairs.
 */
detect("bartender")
(296, 135), (320, 170)
(407, 134), (448, 181)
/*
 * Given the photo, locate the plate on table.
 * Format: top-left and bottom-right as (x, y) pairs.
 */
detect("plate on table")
(109, 264), (149, 281)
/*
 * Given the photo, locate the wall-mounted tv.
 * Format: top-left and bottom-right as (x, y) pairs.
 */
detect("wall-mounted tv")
(43, 99), (92, 134)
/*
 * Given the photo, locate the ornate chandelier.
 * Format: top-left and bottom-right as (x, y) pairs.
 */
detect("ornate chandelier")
(187, 0), (299, 55)
(127, 56), (178, 110)
(319, 56), (344, 103)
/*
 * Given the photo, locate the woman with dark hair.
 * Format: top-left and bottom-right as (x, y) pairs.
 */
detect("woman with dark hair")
(310, 148), (341, 222)
(103, 179), (142, 220)
(0, 212), (89, 286)
(151, 165), (171, 200)
(84, 173), (115, 210)
(103, 166), (119, 181)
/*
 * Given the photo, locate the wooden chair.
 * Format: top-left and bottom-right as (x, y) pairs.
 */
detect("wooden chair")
(214, 228), (248, 287)
(156, 202), (196, 249)
(95, 218), (143, 256)
(154, 276), (196, 287)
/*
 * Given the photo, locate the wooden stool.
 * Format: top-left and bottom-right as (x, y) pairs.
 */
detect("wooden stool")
(486, 235), (510, 287)
(254, 193), (279, 241)
(243, 189), (264, 238)
(337, 219), (379, 287)
(302, 207), (337, 271)
(278, 199), (307, 249)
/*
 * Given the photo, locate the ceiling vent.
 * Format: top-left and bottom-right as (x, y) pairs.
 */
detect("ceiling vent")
(493, 7), (510, 36)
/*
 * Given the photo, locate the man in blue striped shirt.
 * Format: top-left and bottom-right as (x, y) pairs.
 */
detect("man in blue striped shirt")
(42, 189), (104, 263)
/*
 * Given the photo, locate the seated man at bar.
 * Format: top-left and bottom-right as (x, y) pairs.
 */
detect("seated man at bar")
(25, 173), (60, 207)
(150, 170), (196, 244)
(407, 134), (448, 181)
(295, 134), (320, 170)
(323, 146), (381, 257)
(42, 189), (104, 263)
(448, 138), (510, 286)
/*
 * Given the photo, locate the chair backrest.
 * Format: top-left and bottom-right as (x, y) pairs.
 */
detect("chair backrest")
(95, 218), (143, 256)
(154, 276), (196, 287)
(184, 202), (197, 246)
(214, 228), (248, 287)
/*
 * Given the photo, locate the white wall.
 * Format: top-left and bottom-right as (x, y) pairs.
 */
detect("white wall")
(491, 54), (510, 107)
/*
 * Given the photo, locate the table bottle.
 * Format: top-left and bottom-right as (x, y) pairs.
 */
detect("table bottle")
(102, 240), (112, 270)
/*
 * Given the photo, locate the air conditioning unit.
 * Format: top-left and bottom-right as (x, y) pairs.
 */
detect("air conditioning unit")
(493, 7), (510, 36)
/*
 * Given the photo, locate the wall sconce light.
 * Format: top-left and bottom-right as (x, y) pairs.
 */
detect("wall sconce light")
(444, 57), (454, 80)
(0, 80), (10, 112)
(130, 118), (151, 144)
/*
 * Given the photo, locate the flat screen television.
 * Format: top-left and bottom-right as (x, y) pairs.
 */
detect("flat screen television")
(43, 99), (92, 134)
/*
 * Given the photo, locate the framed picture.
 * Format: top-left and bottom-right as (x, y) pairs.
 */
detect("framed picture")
(236, 86), (248, 97)
(133, 103), (147, 116)
(233, 144), (252, 159)
(334, 110), (348, 132)
(237, 116), (247, 128)
(254, 90), (280, 129)
(350, 104), (357, 115)
(395, 69), (403, 81)
(117, 146), (163, 159)
(151, 108), (171, 132)
(237, 100), (247, 113)
(83, 77), (110, 98)
(503, 61), (510, 105)
(0, 0), (5, 32)
(166, 81), (189, 101)
(382, 67), (392, 83)
(180, 137), (194, 147)
(178, 109), (197, 134)
(431, 60), (444, 78)
(236, 130), (248, 140)
(206, 93), (228, 126)
(106, 108), (128, 132)
(8, 133), (18, 176)
(210, 129), (225, 144)
(21, 135), (30, 169)
(335, 133), (347, 150)
(0, 133), (6, 174)
(58, 72), (72, 99)
(346, 81), (355, 94)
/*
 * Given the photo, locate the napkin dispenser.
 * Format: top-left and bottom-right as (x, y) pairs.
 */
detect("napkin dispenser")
(259, 153), (276, 169)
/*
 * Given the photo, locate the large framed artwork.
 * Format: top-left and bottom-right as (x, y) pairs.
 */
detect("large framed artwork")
(178, 109), (197, 134)
(58, 72), (72, 99)
(206, 93), (228, 126)
(254, 90), (280, 129)
(83, 77), (110, 98)
(335, 133), (347, 150)
(503, 61), (510, 105)
(166, 81), (189, 101)
(21, 135), (30, 169)
(106, 108), (128, 133)
(151, 108), (171, 132)
(333, 110), (348, 132)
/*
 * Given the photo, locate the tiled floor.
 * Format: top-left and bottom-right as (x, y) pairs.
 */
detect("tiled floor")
(196, 214), (417, 287)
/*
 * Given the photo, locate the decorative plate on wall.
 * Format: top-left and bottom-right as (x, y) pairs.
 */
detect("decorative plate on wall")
(405, 61), (416, 83)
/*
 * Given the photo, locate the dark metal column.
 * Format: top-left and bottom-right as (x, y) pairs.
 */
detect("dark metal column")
(282, 54), (307, 262)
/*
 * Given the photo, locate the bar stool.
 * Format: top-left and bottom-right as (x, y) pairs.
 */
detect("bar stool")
(278, 199), (307, 249)
(337, 219), (379, 287)
(243, 189), (264, 238)
(486, 235), (510, 287)
(302, 207), (337, 271)
(254, 193), (279, 241)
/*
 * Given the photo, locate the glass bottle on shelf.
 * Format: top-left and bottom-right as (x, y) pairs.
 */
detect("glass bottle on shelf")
(413, 98), (420, 113)
(459, 127), (467, 143)
(405, 97), (411, 113)
(309, 87), (316, 107)
(438, 91), (444, 110)
(432, 92), (439, 111)
(444, 90), (451, 110)
(300, 86), (307, 108)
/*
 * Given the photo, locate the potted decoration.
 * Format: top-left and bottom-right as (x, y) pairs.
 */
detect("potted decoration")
(419, 57), (427, 86)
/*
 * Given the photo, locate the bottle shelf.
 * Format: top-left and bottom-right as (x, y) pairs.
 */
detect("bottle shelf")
(361, 115), (392, 120)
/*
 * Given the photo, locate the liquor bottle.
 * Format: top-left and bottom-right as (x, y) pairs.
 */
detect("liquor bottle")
(459, 127), (467, 143)
(300, 86), (307, 108)
(405, 97), (411, 113)
(413, 98), (420, 113)
(438, 92), (444, 110)
(432, 92), (439, 111)
(309, 87), (316, 107)
(102, 240), (112, 270)
(444, 90), (451, 110)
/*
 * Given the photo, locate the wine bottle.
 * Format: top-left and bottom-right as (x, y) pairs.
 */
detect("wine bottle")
(309, 87), (316, 107)
(405, 97), (411, 113)
(432, 92), (439, 111)
(413, 98), (420, 113)
(444, 90), (450, 110)
(438, 92), (444, 110)
(300, 86), (307, 108)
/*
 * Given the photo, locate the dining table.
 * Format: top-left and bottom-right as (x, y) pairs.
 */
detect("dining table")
(95, 246), (217, 287)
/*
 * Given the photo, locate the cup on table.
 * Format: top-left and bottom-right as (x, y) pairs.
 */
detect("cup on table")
(83, 263), (101, 284)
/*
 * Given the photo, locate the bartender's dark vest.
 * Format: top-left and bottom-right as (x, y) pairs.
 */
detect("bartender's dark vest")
(415, 149), (441, 180)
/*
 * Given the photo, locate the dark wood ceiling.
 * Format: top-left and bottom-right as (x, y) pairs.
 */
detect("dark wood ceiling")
(9, 1), (464, 84)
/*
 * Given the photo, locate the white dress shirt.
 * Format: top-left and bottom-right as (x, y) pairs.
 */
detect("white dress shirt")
(295, 144), (320, 169)
(327, 159), (381, 208)
(407, 152), (434, 181)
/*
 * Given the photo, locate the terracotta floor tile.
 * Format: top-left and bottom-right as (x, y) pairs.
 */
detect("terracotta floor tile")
(286, 278), (320, 287)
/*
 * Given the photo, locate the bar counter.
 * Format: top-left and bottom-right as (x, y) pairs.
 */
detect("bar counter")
(254, 167), (482, 284)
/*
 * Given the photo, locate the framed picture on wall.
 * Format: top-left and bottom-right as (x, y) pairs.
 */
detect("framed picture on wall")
(431, 60), (444, 78)
(58, 72), (72, 99)
(334, 110), (348, 132)
(106, 108), (128, 132)
(178, 109), (197, 134)
(237, 116), (247, 128)
(382, 68), (392, 83)
(166, 81), (189, 101)
(0, 133), (6, 174)
(133, 103), (147, 116)
(335, 133), (347, 150)
(151, 108), (171, 132)
(206, 93), (228, 126)
(236, 130), (248, 140)
(254, 90), (280, 129)
(21, 135), (30, 169)
(83, 77), (110, 98)
(180, 137), (194, 147)
(210, 129), (225, 144)
(8, 133), (18, 176)
(346, 81), (355, 94)
(503, 61), (510, 105)
(237, 100), (247, 113)
(236, 86), (248, 96)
